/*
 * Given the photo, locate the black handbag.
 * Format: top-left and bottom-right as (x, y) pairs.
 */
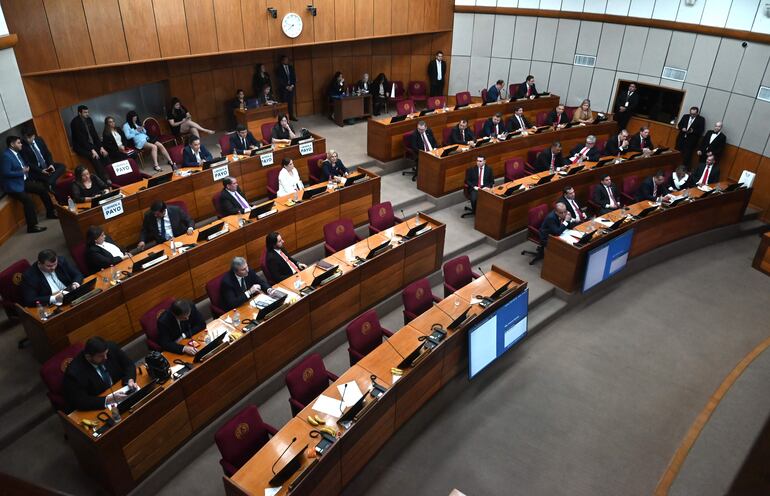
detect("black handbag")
(145, 351), (171, 383)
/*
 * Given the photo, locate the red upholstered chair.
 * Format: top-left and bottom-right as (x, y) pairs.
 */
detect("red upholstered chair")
(596, 140), (607, 155)
(143, 117), (177, 147)
(260, 123), (273, 144)
(346, 309), (394, 365)
(219, 134), (233, 156)
(588, 184), (601, 213)
(402, 132), (418, 180)
(367, 201), (401, 235)
(106, 158), (151, 187)
(40, 342), (84, 412)
(481, 88), (488, 103)
(0, 259), (30, 320)
(396, 99), (415, 116)
(323, 218), (361, 256)
(402, 278), (441, 324)
(166, 200), (189, 217)
(54, 172), (75, 205)
(455, 91), (472, 106)
(285, 353), (339, 415)
(307, 153), (326, 184)
(260, 250), (277, 285)
(427, 95), (446, 110)
(388, 80), (406, 105)
(564, 106), (577, 121)
(621, 176), (640, 204)
(505, 158), (528, 182)
(536, 111), (549, 127)
(70, 242), (90, 276)
(509, 83), (520, 98)
(442, 255), (481, 297)
(140, 297), (175, 351)
(408, 81), (428, 107)
(215, 405), (278, 476)
(206, 271), (228, 317)
(266, 167), (280, 198)
(526, 147), (546, 174)
(442, 126), (453, 145)
(521, 203), (549, 264)
(168, 144), (184, 166)
(212, 191), (225, 218)
(473, 119), (485, 137)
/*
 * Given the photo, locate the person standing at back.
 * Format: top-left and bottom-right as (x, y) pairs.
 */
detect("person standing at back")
(276, 55), (297, 121)
(427, 51), (446, 97)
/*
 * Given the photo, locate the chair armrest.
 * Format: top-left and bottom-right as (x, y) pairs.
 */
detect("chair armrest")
(324, 242), (337, 255)
(289, 397), (306, 414)
(264, 422), (279, 437)
(381, 328), (394, 338)
(432, 294), (442, 303)
(404, 309), (417, 324)
(443, 283), (458, 297)
(349, 347), (364, 364)
(527, 225), (540, 243)
(326, 371), (339, 382)
(621, 192), (635, 204)
(369, 225), (382, 235)
(220, 459), (237, 477)
(471, 271), (481, 279)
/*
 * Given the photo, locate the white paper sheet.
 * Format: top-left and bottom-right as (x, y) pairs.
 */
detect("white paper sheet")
(264, 487), (281, 496)
(312, 394), (344, 418)
(336, 381), (363, 408)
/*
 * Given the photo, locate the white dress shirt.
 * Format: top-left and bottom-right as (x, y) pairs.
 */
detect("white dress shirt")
(436, 60), (442, 81)
(43, 270), (67, 304)
(111, 130), (123, 147)
(97, 240), (124, 258)
(157, 212), (173, 240)
(277, 167), (303, 197)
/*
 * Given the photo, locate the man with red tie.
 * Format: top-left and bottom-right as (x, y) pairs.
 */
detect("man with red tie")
(464, 155), (494, 214)
(515, 75), (539, 99)
(568, 135), (600, 163)
(410, 121), (437, 153)
(265, 231), (307, 283)
(558, 186), (587, 223)
(692, 152), (720, 187)
(629, 127), (654, 155)
(592, 174), (621, 214)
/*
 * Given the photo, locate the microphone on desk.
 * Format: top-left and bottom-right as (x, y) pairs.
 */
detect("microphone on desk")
(400, 209), (410, 229)
(383, 335), (407, 362)
(339, 382), (348, 413)
(477, 266), (498, 301)
(271, 436), (297, 475)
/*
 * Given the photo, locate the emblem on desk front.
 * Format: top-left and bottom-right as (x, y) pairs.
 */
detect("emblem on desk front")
(361, 322), (371, 335)
(234, 422), (250, 440)
(303, 368), (314, 382)
(335, 225), (345, 235)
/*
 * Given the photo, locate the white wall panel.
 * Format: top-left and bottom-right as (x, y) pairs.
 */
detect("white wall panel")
(735, 96), (766, 153)
(0, 4), (8, 36)
(469, 56), (492, 94)
(658, 78), (684, 90)
(511, 17), (537, 59)
(517, 0), (540, 7)
(605, 0), (630, 16)
(471, 14), (496, 57)
(680, 83), (707, 117)
(533, 18), (558, 62)
(530, 61), (552, 90)
(576, 21), (602, 56)
(583, 0), (606, 14)
(539, 0), (561, 9)
(639, 29), (672, 77)
(636, 74), (660, 86)
(752, 3), (770, 34)
(508, 59), (532, 86)
(452, 14), (475, 57)
(628, 0), (654, 18)
(497, 0), (519, 6)
(725, 0), (760, 31)
(561, 0), (584, 11)
(652, 0), (679, 21)
(733, 43), (770, 97)
(489, 58), (512, 89)
(548, 63), (573, 102)
(491, 15), (517, 58)
(448, 55), (471, 95)
(676, 0), (705, 25)
(476, 0), (497, 6)
(665, 32), (696, 70)
(700, 0), (731, 28)
(617, 26), (649, 73)
(702, 87), (731, 123)
(553, 19), (580, 64)
(708, 39), (744, 91)
(686, 35), (721, 86)
(588, 68), (615, 112)
(455, 0), (476, 5)
(567, 65), (594, 105)
(595, 23), (625, 70)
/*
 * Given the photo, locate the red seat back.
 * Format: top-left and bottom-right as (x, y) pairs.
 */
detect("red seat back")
(166, 200), (189, 217)
(266, 167), (280, 198)
(107, 158), (146, 187)
(408, 81), (427, 99)
(481, 88), (488, 102)
(168, 144), (184, 165)
(285, 353), (333, 415)
(443, 255), (474, 296)
(402, 278), (436, 323)
(564, 106), (577, 121)
(0, 259), (30, 319)
(70, 242), (90, 276)
(346, 309), (387, 365)
(261, 123), (273, 144)
(442, 126), (452, 145)
(39, 342), (84, 412)
(596, 140), (607, 155)
(215, 405), (273, 476)
(219, 134), (232, 156)
(528, 147), (546, 168)
(368, 201), (396, 234)
(528, 203), (549, 230)
(143, 117), (163, 138)
(536, 111), (549, 127)
(427, 96), (445, 110)
(212, 190), (224, 218)
(307, 153), (326, 184)
(473, 119), (485, 137)
(509, 83), (519, 98)
(260, 250), (276, 285)
(140, 297), (175, 351)
(622, 175), (640, 196)
(402, 132), (417, 161)
(505, 158), (527, 181)
(206, 271), (228, 317)
(396, 99), (415, 116)
(455, 91), (471, 106)
(323, 218), (358, 254)
(54, 173), (75, 205)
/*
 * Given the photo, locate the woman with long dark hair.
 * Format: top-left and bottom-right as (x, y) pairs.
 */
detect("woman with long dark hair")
(124, 110), (175, 171)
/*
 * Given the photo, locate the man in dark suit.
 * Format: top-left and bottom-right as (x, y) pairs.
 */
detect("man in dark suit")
(356, 73), (371, 93)
(692, 152), (720, 187)
(568, 135), (601, 163)
(605, 129), (630, 156)
(636, 170), (667, 201)
(592, 174), (621, 214)
(220, 256), (273, 312)
(464, 156), (494, 213)
(534, 142), (566, 173)
(219, 176), (251, 216)
(69, 105), (111, 183)
(157, 300), (206, 355)
(182, 136), (214, 166)
(629, 127), (654, 153)
(21, 249), (84, 307)
(229, 125), (259, 155)
(448, 119), (476, 145)
(21, 128), (66, 191)
(508, 107), (535, 133)
(411, 121), (437, 152)
(265, 231), (307, 283)
(547, 104), (569, 128)
(275, 55), (297, 121)
(539, 202), (573, 249)
(485, 80), (504, 103)
(698, 121), (726, 160)
(676, 106), (705, 166)
(515, 75), (538, 99)
(482, 113), (507, 138)
(137, 200), (194, 250)
(62, 336), (136, 411)
(559, 186), (587, 223)
(1, 136), (55, 233)
(614, 82), (639, 131)
(427, 51), (446, 97)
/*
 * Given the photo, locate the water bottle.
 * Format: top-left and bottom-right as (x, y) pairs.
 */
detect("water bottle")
(232, 152), (239, 161)
(232, 309), (241, 326)
(108, 402), (121, 422)
(36, 301), (47, 321)
(67, 196), (76, 212)
(170, 237), (177, 254)
(110, 265), (117, 282)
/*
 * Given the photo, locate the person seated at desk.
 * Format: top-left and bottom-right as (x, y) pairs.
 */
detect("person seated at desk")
(515, 75), (539, 99)
(21, 249), (83, 307)
(328, 72), (346, 99)
(372, 73), (389, 116)
(637, 170), (668, 201)
(62, 336), (136, 411)
(568, 135), (600, 163)
(411, 121), (437, 152)
(231, 88), (248, 111)
(220, 256), (273, 312)
(265, 231), (307, 281)
(252, 63), (272, 97)
(572, 99), (594, 125)
(137, 200), (194, 250)
(668, 164), (691, 192)
(101, 116), (133, 163)
(167, 97), (214, 139)
(692, 152), (720, 187)
(258, 85), (278, 106)
(592, 174), (621, 214)
(534, 142), (567, 173)
(124, 110), (175, 172)
(219, 176), (251, 215)
(485, 80), (504, 103)
(277, 158), (304, 197)
(546, 104), (569, 129)
(465, 155), (494, 213)
(448, 119), (475, 146)
(272, 114), (297, 144)
(71, 165), (110, 204)
(1, 135), (56, 233)
(157, 299), (205, 356)
(229, 125), (259, 155)
(606, 129), (630, 156)
(357, 73), (371, 93)
(320, 150), (348, 182)
(539, 202), (574, 251)
(559, 186), (587, 223)
(182, 136), (213, 167)
(85, 225), (128, 273)
(21, 127), (66, 192)
(629, 127), (654, 154)
(508, 107), (536, 134)
(482, 112), (507, 139)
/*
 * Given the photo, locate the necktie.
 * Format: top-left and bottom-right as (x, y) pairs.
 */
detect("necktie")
(653, 182), (658, 197)
(240, 276), (247, 291)
(241, 137), (246, 150)
(159, 217), (167, 240)
(477, 167), (483, 188)
(700, 166), (711, 186)
(710, 133), (718, 144)
(461, 129), (466, 142)
(180, 319), (189, 338)
(572, 147), (588, 163)
(550, 154), (555, 173)
(527, 85), (532, 96)
(421, 132), (431, 151)
(437, 61), (442, 81)
(571, 200), (583, 220)
(607, 186), (616, 207)
(278, 250), (300, 274)
(32, 143), (45, 167)
(97, 364), (112, 387)
(284, 65), (290, 79)
(494, 124), (499, 135)
(518, 116), (524, 129)
(640, 137), (646, 148)
(233, 190), (249, 209)
(13, 152), (26, 180)
(195, 151), (201, 163)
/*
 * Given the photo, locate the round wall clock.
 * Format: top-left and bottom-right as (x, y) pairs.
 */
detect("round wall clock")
(282, 13), (303, 38)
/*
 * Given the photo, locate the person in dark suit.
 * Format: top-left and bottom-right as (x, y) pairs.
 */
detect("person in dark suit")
(220, 256), (273, 312)
(508, 107), (536, 133)
(257, 85), (278, 106)
(231, 89), (248, 111)
(372, 73), (389, 116)
(265, 231), (307, 282)
(271, 113), (298, 143)
(427, 51), (446, 97)
(676, 106), (705, 166)
(327, 72), (346, 99)
(636, 170), (667, 201)
(485, 80), (504, 103)
(691, 152), (720, 187)
(219, 176), (251, 216)
(482, 113), (507, 138)
(356, 73), (371, 93)
(629, 127), (654, 153)
(614, 82), (639, 132)
(592, 174), (622, 214)
(252, 63), (272, 97)
(62, 336), (136, 411)
(21, 128), (65, 191)
(320, 150), (348, 182)
(1, 136), (55, 233)
(448, 119), (476, 145)
(546, 105), (569, 128)
(515, 75), (538, 99)
(411, 121), (437, 152)
(275, 55), (297, 120)
(85, 225), (127, 273)
(69, 105), (111, 183)
(698, 121), (726, 160)
(137, 200), (194, 250)
(534, 142), (567, 173)
(567, 135), (600, 163)
(229, 125), (259, 155)
(559, 186), (587, 223)
(182, 136), (213, 166)
(605, 130), (630, 156)
(157, 300), (205, 356)
(21, 249), (84, 307)
(464, 156), (494, 213)
(539, 202), (573, 249)
(668, 165), (691, 192)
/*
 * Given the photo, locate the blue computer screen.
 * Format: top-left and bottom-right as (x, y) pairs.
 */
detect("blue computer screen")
(582, 229), (634, 293)
(468, 289), (529, 378)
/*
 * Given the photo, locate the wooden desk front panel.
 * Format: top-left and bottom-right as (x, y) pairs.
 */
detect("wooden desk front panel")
(403, 222), (446, 283)
(358, 245), (404, 309)
(339, 175), (380, 227)
(393, 345), (446, 430)
(339, 391), (396, 486)
(186, 229), (246, 299)
(121, 253), (195, 326)
(752, 232), (770, 276)
(251, 298), (313, 381)
(57, 196), (144, 249)
(294, 193), (340, 250)
(309, 270), (361, 341)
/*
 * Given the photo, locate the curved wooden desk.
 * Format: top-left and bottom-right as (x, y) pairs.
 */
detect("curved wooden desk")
(752, 232), (770, 276)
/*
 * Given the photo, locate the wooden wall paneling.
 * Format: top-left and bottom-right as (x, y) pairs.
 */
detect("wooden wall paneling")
(719, 144), (739, 181)
(411, 34), (433, 55)
(214, 66), (236, 130)
(750, 156), (770, 212)
(371, 55), (392, 80)
(0, 198), (25, 245)
(232, 64), (254, 95)
(407, 0), (426, 33)
(0, 0), (59, 73)
(332, 57), (355, 87)
(42, 0), (96, 69)
(240, 0), (271, 49)
(430, 31), (453, 56)
(391, 0), (409, 35)
(313, 0), (336, 43)
(153, 0), (192, 57)
(118, 0), (162, 61)
(409, 55), (429, 85)
(289, 0), (316, 45)
(354, 0), (374, 39)
(390, 36), (411, 56)
(438, 0), (454, 30)
(33, 111), (75, 169)
(729, 148), (762, 181)
(390, 55), (411, 85)
(372, 0), (392, 36)
(311, 55), (333, 113)
(22, 77), (56, 117)
(371, 38), (392, 56)
(123, 61), (169, 90)
(294, 58), (314, 106)
(81, 0), (130, 65)
(214, 0), (245, 52)
(48, 74), (79, 109)
(168, 75), (198, 117)
(191, 71), (217, 124)
(264, 3), (284, 47)
(423, 0), (440, 32)
(184, 0), (219, 54)
(335, 0), (356, 40)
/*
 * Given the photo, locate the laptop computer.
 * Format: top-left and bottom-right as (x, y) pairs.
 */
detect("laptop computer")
(302, 186), (327, 201)
(596, 158), (615, 167)
(201, 158), (228, 170)
(418, 109), (433, 117)
(565, 165), (584, 176)
(117, 383), (157, 414)
(90, 189), (121, 208)
(535, 173), (555, 186)
(62, 279), (97, 306)
(197, 222), (226, 242)
(447, 307), (471, 331)
(268, 445), (308, 487)
(248, 201), (275, 219)
(488, 280), (512, 301)
(722, 182), (743, 192)
(404, 221), (430, 239)
(255, 294), (287, 321)
(248, 144), (273, 156)
(636, 205), (659, 218)
(193, 332), (227, 363)
(390, 115), (407, 123)
(439, 146), (458, 157)
(338, 394), (367, 426)
(344, 172), (365, 186)
(453, 103), (468, 111)
(365, 238), (391, 260)
(132, 251), (167, 272)
(310, 265), (339, 288)
(608, 217), (626, 230)
(397, 344), (424, 370)
(147, 172), (172, 188)
(573, 230), (596, 247)
(652, 147), (669, 155)
(503, 184), (523, 197)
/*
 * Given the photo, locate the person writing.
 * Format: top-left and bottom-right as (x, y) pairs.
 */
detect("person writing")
(277, 158), (304, 197)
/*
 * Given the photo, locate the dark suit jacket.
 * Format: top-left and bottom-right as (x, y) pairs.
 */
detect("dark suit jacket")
(699, 131), (726, 157)
(253, 72), (271, 96)
(356, 79), (371, 92)
(272, 123), (295, 141)
(229, 132), (259, 154)
(219, 187), (251, 216)
(86, 236), (124, 273)
(508, 114), (533, 132)
(101, 128), (131, 161)
(327, 80), (345, 98)
(486, 85), (501, 103)
(677, 114), (705, 146)
(257, 92), (277, 106)
(70, 116), (103, 156)
(636, 177), (665, 201)
(275, 64), (296, 94)
(668, 172), (692, 191)
(20, 137), (55, 171)
(62, 341), (135, 411)
(558, 196), (585, 222)
(605, 134), (629, 156)
(515, 82), (538, 99)
(265, 248), (301, 283)
(592, 183), (621, 212)
(465, 165), (494, 190)
(182, 145), (213, 166)
(220, 268), (270, 312)
(448, 126), (475, 145)
(1, 148), (29, 193)
(427, 59), (446, 84)
(157, 305), (206, 354)
(21, 257), (84, 307)
(539, 210), (568, 246)
(410, 129), (437, 152)
(534, 150), (566, 173)
(629, 134), (654, 152)
(568, 143), (600, 163)
(546, 111), (569, 126)
(139, 205), (194, 244)
(615, 90), (639, 113)
(320, 159), (348, 181)
(482, 119), (507, 138)
(691, 162), (720, 186)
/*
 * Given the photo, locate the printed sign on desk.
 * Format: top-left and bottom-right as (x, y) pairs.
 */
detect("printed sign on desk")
(212, 164), (230, 181)
(260, 152), (274, 167)
(111, 160), (132, 176)
(102, 199), (124, 220)
(299, 141), (314, 156)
